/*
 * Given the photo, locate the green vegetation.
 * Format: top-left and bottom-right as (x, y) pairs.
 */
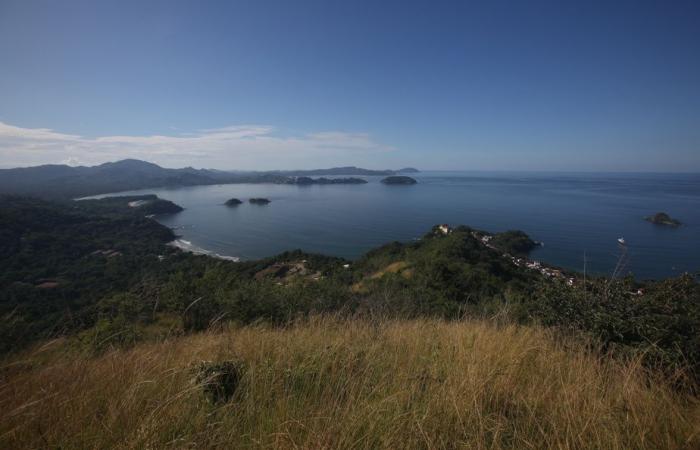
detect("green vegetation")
(1, 195), (698, 382)
(532, 274), (700, 378)
(381, 175), (418, 185)
(194, 360), (244, 404)
(249, 197), (271, 204)
(1, 196), (699, 448)
(489, 229), (539, 255)
(0, 196), (176, 353)
(646, 211), (682, 226)
(76, 194), (184, 215)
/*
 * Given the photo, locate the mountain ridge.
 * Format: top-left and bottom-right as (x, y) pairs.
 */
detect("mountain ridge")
(0, 159), (419, 199)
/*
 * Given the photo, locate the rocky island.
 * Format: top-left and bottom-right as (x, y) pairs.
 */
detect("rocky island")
(645, 212), (681, 227)
(249, 198), (271, 205)
(381, 176), (418, 185)
(224, 198), (243, 206)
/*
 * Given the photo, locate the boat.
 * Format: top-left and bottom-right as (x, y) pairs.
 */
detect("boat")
(617, 237), (626, 245)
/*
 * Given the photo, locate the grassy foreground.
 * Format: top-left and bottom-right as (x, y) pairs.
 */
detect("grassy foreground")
(1, 318), (699, 449)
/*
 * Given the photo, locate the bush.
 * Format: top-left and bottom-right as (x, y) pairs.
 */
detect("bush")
(530, 274), (700, 380)
(193, 360), (244, 404)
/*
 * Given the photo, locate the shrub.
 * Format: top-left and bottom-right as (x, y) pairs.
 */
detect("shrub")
(193, 360), (244, 404)
(530, 274), (700, 381)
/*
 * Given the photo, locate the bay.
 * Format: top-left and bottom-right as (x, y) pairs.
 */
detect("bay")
(95, 171), (700, 280)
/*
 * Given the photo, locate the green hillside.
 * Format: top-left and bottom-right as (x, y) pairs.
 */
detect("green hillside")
(1, 196), (698, 382)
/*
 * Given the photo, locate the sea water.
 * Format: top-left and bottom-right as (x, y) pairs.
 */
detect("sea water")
(97, 171), (700, 280)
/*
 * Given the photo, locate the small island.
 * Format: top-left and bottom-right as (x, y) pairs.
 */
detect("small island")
(645, 212), (681, 227)
(381, 176), (417, 185)
(249, 197), (271, 205)
(224, 198), (243, 206)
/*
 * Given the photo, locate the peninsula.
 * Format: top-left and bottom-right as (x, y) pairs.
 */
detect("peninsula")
(76, 194), (183, 216)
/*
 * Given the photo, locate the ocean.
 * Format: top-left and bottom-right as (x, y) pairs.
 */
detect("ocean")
(97, 171), (700, 280)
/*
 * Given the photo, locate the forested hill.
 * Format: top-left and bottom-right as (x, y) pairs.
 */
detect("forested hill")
(0, 159), (417, 199)
(0, 195), (540, 353)
(0, 159), (224, 199)
(0, 195), (698, 381)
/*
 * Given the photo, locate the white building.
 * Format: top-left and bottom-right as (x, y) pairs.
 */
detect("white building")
(438, 224), (451, 235)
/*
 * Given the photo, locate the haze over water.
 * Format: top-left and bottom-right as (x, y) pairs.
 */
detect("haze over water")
(104, 172), (700, 280)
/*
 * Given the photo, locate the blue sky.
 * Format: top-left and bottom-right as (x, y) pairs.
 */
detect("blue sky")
(1, 0), (699, 171)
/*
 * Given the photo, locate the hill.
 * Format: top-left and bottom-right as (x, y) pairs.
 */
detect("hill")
(1, 196), (698, 381)
(0, 196), (543, 352)
(76, 194), (184, 216)
(1, 318), (698, 449)
(0, 196), (698, 448)
(0, 159), (276, 199)
(271, 166), (419, 176)
(0, 195), (178, 351)
(0, 160), (416, 199)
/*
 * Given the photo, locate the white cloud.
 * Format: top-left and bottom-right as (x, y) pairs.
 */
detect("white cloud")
(62, 156), (83, 166)
(0, 122), (395, 169)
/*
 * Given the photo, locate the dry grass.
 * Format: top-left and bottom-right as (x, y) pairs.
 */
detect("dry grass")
(369, 261), (410, 279)
(1, 317), (698, 449)
(352, 261), (412, 293)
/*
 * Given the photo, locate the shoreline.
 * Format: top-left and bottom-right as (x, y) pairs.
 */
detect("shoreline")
(168, 238), (240, 262)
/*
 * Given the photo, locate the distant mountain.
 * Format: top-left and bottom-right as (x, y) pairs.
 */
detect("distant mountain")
(0, 159), (236, 199)
(0, 160), (418, 199)
(267, 166), (416, 176)
(293, 177), (368, 185)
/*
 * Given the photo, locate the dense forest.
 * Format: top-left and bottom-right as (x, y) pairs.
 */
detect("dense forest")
(0, 195), (698, 382)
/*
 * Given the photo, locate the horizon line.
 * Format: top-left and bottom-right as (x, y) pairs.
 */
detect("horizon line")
(1, 159), (699, 175)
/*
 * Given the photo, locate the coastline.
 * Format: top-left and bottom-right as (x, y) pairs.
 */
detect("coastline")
(168, 238), (240, 262)
(76, 171), (699, 280)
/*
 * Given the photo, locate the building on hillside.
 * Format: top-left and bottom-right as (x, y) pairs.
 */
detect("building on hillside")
(437, 224), (451, 235)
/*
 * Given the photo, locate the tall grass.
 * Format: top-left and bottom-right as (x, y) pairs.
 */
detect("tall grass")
(1, 317), (698, 449)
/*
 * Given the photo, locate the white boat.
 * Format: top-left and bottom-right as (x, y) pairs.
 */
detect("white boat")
(617, 237), (626, 245)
